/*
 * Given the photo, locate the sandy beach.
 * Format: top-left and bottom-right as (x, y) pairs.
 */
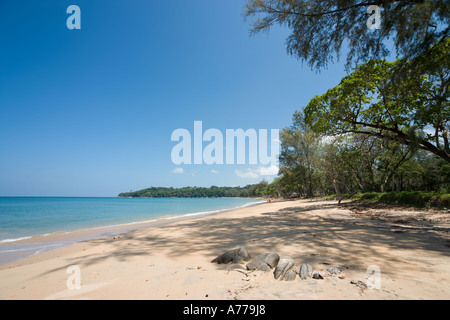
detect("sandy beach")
(0, 199), (449, 300)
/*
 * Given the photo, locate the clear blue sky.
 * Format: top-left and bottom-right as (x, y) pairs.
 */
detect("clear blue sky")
(0, 0), (347, 196)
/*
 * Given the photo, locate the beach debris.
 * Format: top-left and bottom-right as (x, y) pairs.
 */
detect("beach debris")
(233, 269), (253, 277)
(246, 252), (280, 272)
(299, 263), (313, 280)
(211, 247), (251, 264)
(313, 272), (324, 280)
(326, 267), (342, 275)
(350, 280), (368, 290)
(273, 258), (297, 281)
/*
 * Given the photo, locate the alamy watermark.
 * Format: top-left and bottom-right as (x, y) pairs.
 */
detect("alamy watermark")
(367, 265), (381, 290)
(171, 121), (280, 175)
(67, 5), (81, 30)
(66, 5), (381, 31)
(66, 265), (81, 290)
(367, 5), (382, 30)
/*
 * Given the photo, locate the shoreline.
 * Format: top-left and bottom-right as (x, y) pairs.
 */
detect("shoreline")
(0, 198), (448, 300)
(0, 199), (266, 266)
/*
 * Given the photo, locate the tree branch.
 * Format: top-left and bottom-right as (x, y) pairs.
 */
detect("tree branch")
(255, 0), (415, 18)
(337, 128), (450, 162)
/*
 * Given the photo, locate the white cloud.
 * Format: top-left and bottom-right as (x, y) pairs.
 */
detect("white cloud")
(260, 165), (279, 176)
(172, 167), (184, 174)
(234, 168), (260, 179)
(235, 164), (280, 179)
(211, 169), (219, 174)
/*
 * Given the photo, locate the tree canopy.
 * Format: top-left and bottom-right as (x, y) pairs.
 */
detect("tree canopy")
(303, 39), (449, 162)
(118, 182), (269, 198)
(242, 0), (449, 200)
(244, 0), (449, 70)
(267, 124), (450, 198)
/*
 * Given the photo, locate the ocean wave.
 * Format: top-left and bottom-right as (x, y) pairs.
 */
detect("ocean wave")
(0, 236), (32, 244)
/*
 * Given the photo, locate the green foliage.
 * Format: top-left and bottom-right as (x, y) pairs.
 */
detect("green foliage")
(352, 191), (450, 208)
(118, 181), (269, 198)
(243, 1), (449, 202)
(272, 124), (450, 198)
(244, 0), (449, 70)
(279, 111), (320, 197)
(303, 41), (450, 162)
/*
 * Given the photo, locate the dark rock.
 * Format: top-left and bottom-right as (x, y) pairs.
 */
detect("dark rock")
(273, 258), (297, 281)
(299, 263), (313, 280)
(211, 248), (251, 264)
(246, 252), (280, 271)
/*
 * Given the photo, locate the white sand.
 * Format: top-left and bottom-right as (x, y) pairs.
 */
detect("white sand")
(0, 199), (449, 300)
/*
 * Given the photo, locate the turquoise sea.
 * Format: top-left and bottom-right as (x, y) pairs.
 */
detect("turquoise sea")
(0, 197), (263, 264)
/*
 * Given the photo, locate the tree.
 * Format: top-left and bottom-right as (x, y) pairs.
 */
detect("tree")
(303, 42), (450, 162)
(319, 136), (346, 197)
(279, 111), (320, 197)
(244, 0), (449, 70)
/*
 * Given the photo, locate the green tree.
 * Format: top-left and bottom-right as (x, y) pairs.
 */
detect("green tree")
(303, 45), (450, 162)
(244, 0), (449, 70)
(279, 111), (320, 197)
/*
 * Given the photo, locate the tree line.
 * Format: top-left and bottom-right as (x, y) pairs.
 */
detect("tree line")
(118, 183), (269, 198)
(261, 124), (449, 198)
(261, 42), (449, 198)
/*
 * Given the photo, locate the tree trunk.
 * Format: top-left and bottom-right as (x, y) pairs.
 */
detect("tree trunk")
(332, 178), (341, 199)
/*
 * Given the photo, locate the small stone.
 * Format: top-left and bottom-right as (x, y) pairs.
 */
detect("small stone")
(284, 269), (297, 281)
(274, 258), (297, 281)
(299, 264), (313, 280)
(327, 267), (342, 275)
(246, 252), (280, 271)
(257, 263), (272, 272)
(233, 255), (245, 264)
(312, 272), (324, 280)
(211, 248), (251, 264)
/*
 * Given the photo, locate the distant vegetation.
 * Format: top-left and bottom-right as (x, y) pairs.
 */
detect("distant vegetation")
(118, 182), (269, 198)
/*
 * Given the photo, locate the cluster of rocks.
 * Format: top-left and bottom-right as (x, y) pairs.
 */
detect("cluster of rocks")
(211, 247), (342, 281)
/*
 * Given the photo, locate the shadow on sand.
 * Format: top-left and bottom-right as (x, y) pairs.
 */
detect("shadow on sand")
(37, 201), (450, 278)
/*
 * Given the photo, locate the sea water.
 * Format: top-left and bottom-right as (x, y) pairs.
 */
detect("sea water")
(0, 197), (264, 264)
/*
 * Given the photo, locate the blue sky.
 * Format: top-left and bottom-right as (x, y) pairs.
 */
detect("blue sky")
(0, 0), (347, 196)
